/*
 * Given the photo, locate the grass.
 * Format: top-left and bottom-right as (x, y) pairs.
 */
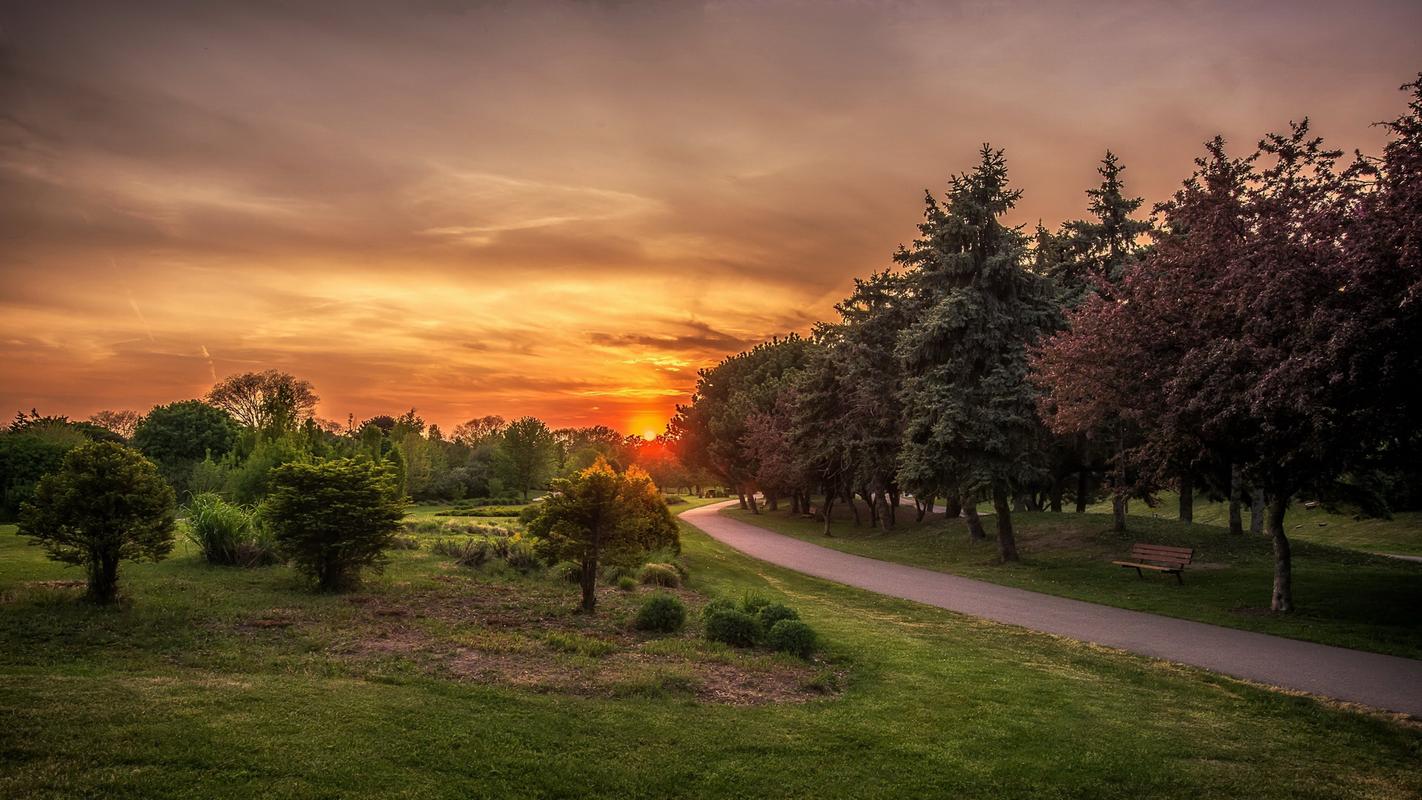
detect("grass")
(2, 513), (1420, 798)
(1086, 491), (1422, 557)
(722, 503), (1422, 659)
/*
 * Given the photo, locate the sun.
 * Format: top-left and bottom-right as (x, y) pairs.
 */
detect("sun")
(641, 429), (657, 441)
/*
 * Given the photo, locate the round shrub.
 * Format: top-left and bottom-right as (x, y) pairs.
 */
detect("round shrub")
(757, 603), (800, 629)
(617, 575), (638, 591)
(602, 564), (635, 585)
(638, 563), (680, 588)
(552, 561), (582, 584)
(739, 593), (772, 614)
(767, 619), (818, 659)
(701, 597), (736, 620)
(704, 609), (761, 648)
(634, 593), (686, 633)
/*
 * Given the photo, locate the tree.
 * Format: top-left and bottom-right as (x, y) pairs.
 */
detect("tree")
(87, 409), (142, 439)
(453, 415), (506, 446)
(17, 441), (176, 603)
(896, 146), (1061, 561)
(264, 458), (405, 591)
(526, 457), (678, 612)
(131, 400), (239, 492)
(206, 370), (318, 430)
(498, 416), (557, 500)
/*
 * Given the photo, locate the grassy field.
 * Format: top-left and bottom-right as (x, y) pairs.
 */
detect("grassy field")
(3, 510), (1420, 799)
(1084, 492), (1422, 556)
(723, 504), (1422, 659)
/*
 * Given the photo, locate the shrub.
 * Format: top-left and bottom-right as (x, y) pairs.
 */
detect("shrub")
(704, 608), (761, 647)
(17, 441), (176, 603)
(739, 592), (773, 614)
(552, 561), (582, 584)
(264, 458), (404, 591)
(638, 563), (680, 588)
(601, 564), (635, 584)
(662, 494), (686, 505)
(701, 597), (736, 620)
(634, 593), (687, 633)
(617, 575), (638, 591)
(433, 537), (492, 568)
(389, 535), (421, 551)
(757, 602), (800, 629)
(767, 619), (818, 659)
(494, 537), (540, 571)
(434, 505), (525, 518)
(184, 492), (277, 566)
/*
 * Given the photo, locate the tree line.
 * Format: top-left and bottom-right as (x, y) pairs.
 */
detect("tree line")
(671, 74), (1422, 612)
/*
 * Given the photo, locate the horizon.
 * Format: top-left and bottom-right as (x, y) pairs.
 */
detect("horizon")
(3, 1), (1421, 434)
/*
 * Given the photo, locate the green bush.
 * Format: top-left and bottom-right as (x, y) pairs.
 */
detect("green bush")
(494, 538), (540, 571)
(552, 560), (582, 584)
(739, 592), (773, 614)
(433, 537), (493, 568)
(662, 494), (686, 505)
(634, 593), (686, 633)
(767, 619), (818, 659)
(264, 458), (403, 591)
(601, 564), (635, 584)
(184, 492), (278, 567)
(617, 575), (638, 591)
(434, 505), (525, 518)
(389, 535), (421, 551)
(701, 597), (736, 620)
(638, 563), (680, 588)
(704, 608), (761, 647)
(757, 602), (800, 629)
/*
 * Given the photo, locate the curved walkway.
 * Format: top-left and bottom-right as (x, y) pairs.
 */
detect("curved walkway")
(682, 501), (1422, 717)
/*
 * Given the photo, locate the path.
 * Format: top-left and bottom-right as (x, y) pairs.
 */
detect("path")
(682, 501), (1422, 717)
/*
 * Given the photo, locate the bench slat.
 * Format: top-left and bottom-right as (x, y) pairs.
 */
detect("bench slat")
(1112, 560), (1181, 572)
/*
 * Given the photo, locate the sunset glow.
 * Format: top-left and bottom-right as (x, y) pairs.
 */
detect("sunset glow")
(2, 1), (1419, 434)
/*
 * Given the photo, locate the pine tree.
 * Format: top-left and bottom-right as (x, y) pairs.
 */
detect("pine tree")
(896, 146), (1061, 561)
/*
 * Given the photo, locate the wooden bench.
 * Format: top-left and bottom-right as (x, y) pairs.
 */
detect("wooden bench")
(1113, 543), (1194, 584)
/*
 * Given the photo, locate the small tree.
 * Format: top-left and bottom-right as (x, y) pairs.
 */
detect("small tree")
(526, 457), (679, 612)
(497, 416), (557, 500)
(18, 441), (176, 603)
(264, 458), (405, 591)
(131, 400), (239, 491)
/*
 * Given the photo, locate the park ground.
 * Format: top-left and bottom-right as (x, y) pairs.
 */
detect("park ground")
(724, 496), (1422, 659)
(1, 498), (1420, 799)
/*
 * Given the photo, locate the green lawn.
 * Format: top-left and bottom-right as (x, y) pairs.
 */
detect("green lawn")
(2, 516), (1420, 799)
(1086, 491), (1422, 556)
(723, 504), (1422, 659)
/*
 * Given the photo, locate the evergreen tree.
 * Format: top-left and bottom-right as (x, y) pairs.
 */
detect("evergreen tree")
(896, 146), (1061, 561)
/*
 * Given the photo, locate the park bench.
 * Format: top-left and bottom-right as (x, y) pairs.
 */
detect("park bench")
(1113, 543), (1194, 584)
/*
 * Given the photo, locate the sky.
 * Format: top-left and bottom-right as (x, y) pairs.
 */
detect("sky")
(2, 1), (1420, 437)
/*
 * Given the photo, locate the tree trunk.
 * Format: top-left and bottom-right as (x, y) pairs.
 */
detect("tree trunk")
(87, 551), (120, 604)
(737, 493), (748, 510)
(1049, 478), (1064, 513)
(963, 491), (986, 541)
(747, 491), (760, 514)
(1178, 471), (1194, 523)
(942, 495), (961, 520)
(991, 483), (1020, 563)
(848, 494), (861, 526)
(580, 556), (598, 613)
(1112, 495), (1127, 533)
(767, 493), (779, 512)
(1228, 464), (1244, 535)
(822, 494), (835, 536)
(1266, 494), (1292, 612)
(1250, 491), (1265, 534)
(1075, 468), (1089, 513)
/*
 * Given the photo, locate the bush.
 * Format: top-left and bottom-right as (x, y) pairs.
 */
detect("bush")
(704, 608), (761, 647)
(757, 602), (800, 629)
(552, 560), (582, 584)
(701, 597), (736, 620)
(264, 458), (404, 591)
(662, 494), (686, 505)
(617, 575), (638, 591)
(638, 563), (681, 588)
(601, 564), (635, 584)
(739, 592), (773, 614)
(184, 492), (278, 566)
(494, 537), (540, 571)
(767, 619), (818, 659)
(433, 537), (492, 568)
(389, 535), (421, 551)
(634, 593), (687, 633)
(17, 441), (176, 603)
(434, 505), (525, 517)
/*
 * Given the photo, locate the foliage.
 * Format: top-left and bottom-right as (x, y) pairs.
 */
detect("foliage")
(552, 560), (583, 583)
(525, 457), (678, 611)
(131, 400), (239, 493)
(432, 537), (493, 568)
(183, 492), (277, 567)
(0, 425), (86, 521)
(263, 458), (404, 591)
(701, 597), (736, 620)
(17, 441), (176, 603)
(206, 370), (318, 431)
(757, 602), (800, 629)
(766, 619), (818, 658)
(704, 608), (762, 647)
(86, 409), (142, 439)
(637, 562), (681, 587)
(616, 575), (638, 591)
(498, 416), (558, 500)
(633, 593), (687, 633)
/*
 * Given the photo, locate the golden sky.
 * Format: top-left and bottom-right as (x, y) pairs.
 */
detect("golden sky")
(3, 1), (1419, 435)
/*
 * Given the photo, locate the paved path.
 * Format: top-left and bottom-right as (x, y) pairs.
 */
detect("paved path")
(682, 501), (1422, 717)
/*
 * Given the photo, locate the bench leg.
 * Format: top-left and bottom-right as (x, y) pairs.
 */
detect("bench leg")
(1134, 567), (1143, 580)
(1175, 571), (1183, 586)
